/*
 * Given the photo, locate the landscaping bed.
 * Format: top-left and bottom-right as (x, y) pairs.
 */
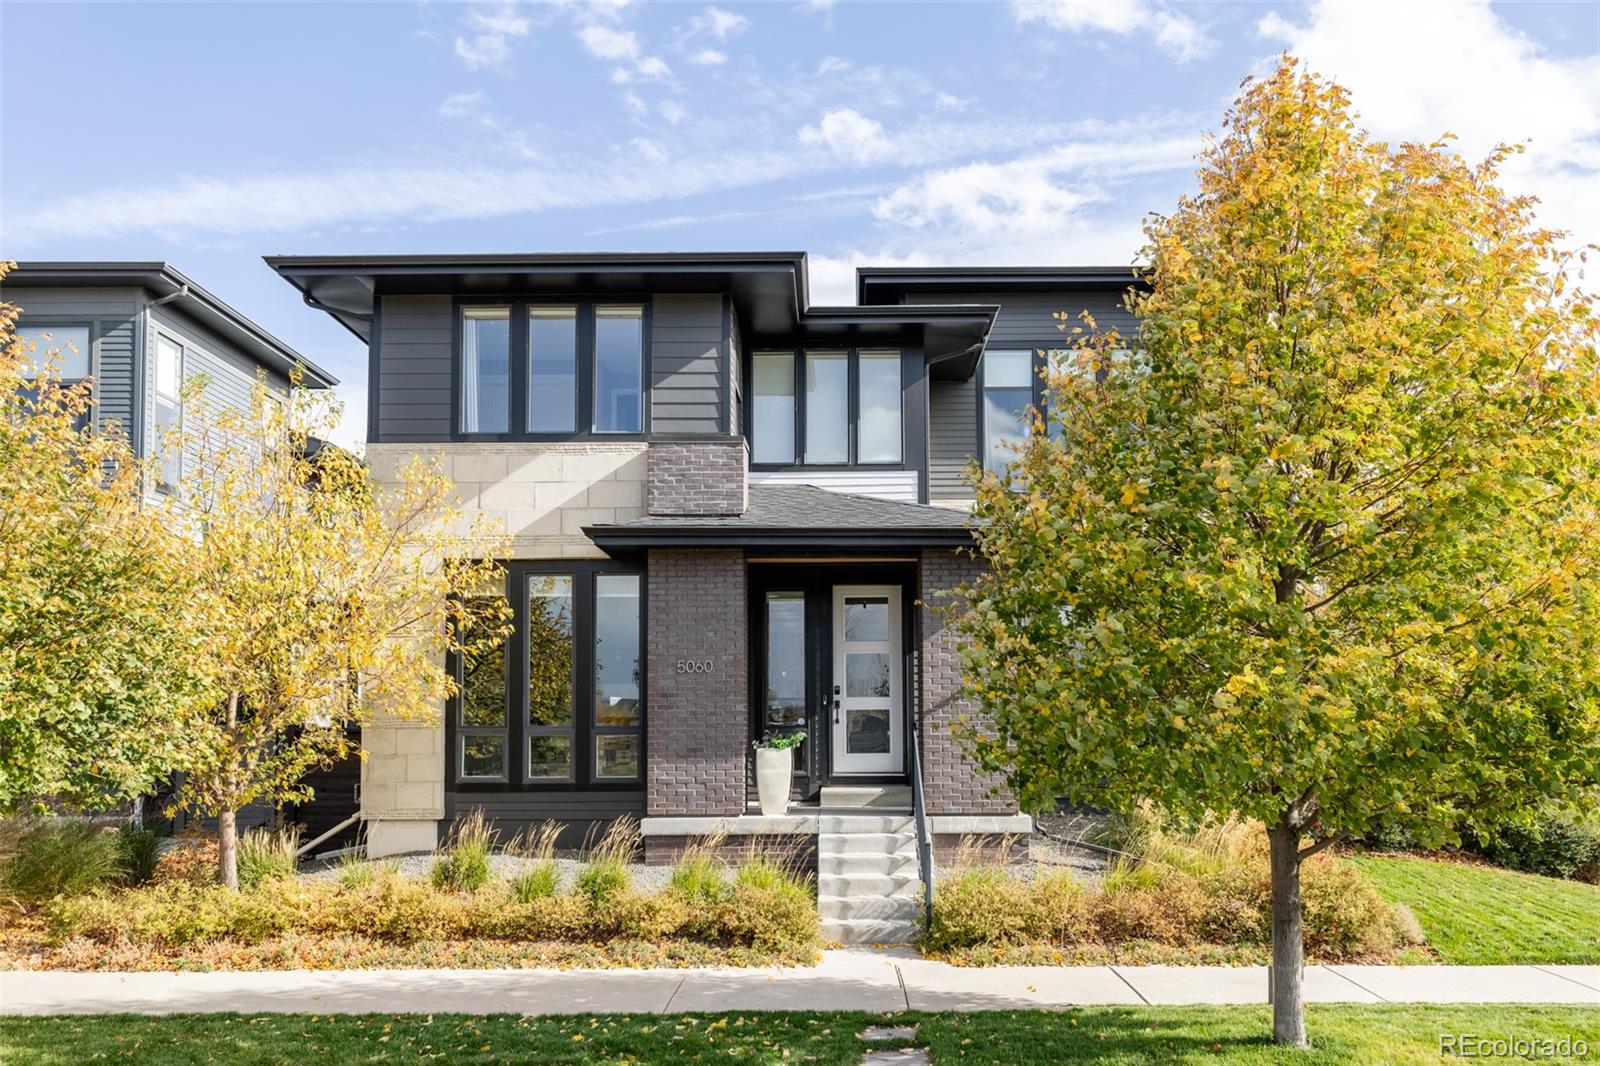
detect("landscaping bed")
(923, 814), (1425, 966)
(6, 1006), (1599, 1065)
(0, 817), (820, 972)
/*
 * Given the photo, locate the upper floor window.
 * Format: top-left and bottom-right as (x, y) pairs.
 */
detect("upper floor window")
(17, 324), (90, 381)
(982, 349), (1035, 474)
(458, 301), (645, 439)
(752, 348), (903, 467)
(461, 307), (511, 434)
(153, 333), (184, 493)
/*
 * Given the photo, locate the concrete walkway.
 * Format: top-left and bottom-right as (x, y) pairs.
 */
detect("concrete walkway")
(2, 952), (1594, 1016)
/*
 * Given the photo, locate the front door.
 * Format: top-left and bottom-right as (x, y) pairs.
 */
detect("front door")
(830, 585), (903, 775)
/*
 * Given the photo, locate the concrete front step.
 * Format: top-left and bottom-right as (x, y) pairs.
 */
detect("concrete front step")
(821, 917), (923, 945)
(818, 895), (922, 921)
(818, 785), (912, 809)
(818, 872), (920, 897)
(819, 832), (917, 855)
(819, 851), (920, 876)
(818, 815), (913, 834)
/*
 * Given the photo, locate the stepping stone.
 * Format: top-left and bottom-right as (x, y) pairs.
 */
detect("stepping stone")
(860, 1052), (931, 1066)
(859, 1025), (919, 1042)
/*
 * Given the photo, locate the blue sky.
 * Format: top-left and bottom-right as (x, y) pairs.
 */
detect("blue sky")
(4, 0), (1597, 446)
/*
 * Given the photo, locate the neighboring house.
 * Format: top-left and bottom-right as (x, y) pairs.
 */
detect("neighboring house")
(270, 253), (1138, 941)
(3, 262), (343, 837)
(3, 262), (339, 500)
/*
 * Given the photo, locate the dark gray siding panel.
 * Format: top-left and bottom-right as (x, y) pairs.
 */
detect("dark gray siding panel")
(650, 294), (724, 436)
(95, 317), (137, 441)
(915, 290), (1140, 349)
(376, 295), (453, 442)
(445, 790), (645, 848)
(929, 377), (978, 500)
(1, 286), (143, 445)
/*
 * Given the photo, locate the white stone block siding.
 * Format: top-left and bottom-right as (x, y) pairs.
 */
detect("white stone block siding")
(359, 442), (649, 856)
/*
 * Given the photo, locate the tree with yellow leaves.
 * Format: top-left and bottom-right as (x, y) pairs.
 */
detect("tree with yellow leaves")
(0, 267), (208, 811)
(957, 59), (1600, 1046)
(166, 379), (507, 888)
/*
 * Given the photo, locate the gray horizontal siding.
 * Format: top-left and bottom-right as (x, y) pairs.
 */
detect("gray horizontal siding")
(376, 295), (454, 442)
(446, 790), (646, 848)
(929, 377), (978, 500)
(2, 286), (143, 444)
(149, 305), (282, 471)
(650, 294), (724, 436)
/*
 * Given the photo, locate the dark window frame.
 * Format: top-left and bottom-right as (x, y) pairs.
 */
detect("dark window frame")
(451, 296), (653, 443)
(746, 346), (907, 472)
(448, 560), (646, 793)
(16, 317), (97, 435)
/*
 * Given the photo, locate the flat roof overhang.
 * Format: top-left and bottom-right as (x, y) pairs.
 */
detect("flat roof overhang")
(584, 525), (975, 558)
(6, 261), (338, 388)
(856, 264), (1150, 306)
(265, 252), (996, 367)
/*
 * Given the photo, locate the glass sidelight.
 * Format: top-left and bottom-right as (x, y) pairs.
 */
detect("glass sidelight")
(764, 592), (806, 730)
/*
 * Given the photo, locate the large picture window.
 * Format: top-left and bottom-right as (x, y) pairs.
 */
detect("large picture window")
(457, 301), (648, 439)
(752, 348), (903, 468)
(451, 563), (643, 789)
(982, 349), (1035, 474)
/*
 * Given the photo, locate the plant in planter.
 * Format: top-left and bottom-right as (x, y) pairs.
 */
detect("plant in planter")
(753, 732), (805, 816)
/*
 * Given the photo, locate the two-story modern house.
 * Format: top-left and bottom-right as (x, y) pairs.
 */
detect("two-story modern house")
(269, 252), (1139, 942)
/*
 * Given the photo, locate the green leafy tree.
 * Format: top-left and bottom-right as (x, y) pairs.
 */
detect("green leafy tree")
(0, 267), (207, 811)
(956, 59), (1600, 1046)
(168, 379), (508, 888)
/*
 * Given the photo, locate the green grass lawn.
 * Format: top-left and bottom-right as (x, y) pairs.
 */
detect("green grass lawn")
(1347, 852), (1600, 965)
(5, 1007), (1599, 1065)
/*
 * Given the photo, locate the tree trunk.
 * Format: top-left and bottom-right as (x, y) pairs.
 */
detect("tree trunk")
(218, 808), (239, 890)
(1269, 819), (1307, 1047)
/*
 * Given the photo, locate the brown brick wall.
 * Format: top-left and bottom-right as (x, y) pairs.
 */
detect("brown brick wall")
(647, 440), (748, 516)
(646, 548), (748, 815)
(919, 549), (1017, 815)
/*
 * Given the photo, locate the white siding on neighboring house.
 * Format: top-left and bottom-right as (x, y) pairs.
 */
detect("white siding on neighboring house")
(749, 468), (919, 503)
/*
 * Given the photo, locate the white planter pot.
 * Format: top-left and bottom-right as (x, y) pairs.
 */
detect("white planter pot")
(755, 746), (794, 817)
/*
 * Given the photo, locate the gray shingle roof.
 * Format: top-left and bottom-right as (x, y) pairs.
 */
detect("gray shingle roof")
(585, 484), (975, 549)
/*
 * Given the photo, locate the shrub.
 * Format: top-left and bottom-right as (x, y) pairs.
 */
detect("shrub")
(1026, 872), (1092, 943)
(1484, 807), (1600, 883)
(238, 827), (299, 890)
(507, 821), (562, 903)
(1299, 854), (1401, 959)
(117, 826), (162, 887)
(154, 834), (219, 887)
(1091, 872), (1207, 946)
(575, 818), (640, 906)
(335, 855), (385, 890)
(720, 881), (818, 950)
(431, 809), (496, 893)
(0, 818), (125, 906)
(925, 867), (1037, 950)
(669, 853), (729, 906)
(599, 890), (691, 939)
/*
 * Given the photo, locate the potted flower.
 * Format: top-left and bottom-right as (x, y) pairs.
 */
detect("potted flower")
(753, 732), (804, 816)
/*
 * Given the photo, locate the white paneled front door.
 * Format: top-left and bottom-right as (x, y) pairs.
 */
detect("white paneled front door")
(830, 585), (902, 775)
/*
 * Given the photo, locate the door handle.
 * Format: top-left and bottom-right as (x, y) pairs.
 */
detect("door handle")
(833, 684), (841, 724)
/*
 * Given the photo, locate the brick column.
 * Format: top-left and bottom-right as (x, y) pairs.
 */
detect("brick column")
(919, 549), (1017, 815)
(646, 440), (748, 516)
(646, 548), (748, 815)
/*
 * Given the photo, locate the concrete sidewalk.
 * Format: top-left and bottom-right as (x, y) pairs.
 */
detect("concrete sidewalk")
(2, 952), (1594, 1016)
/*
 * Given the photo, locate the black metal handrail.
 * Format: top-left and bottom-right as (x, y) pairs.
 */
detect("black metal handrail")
(909, 718), (934, 932)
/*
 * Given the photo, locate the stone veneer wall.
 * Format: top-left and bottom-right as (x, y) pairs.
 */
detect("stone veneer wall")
(919, 548), (1017, 816)
(646, 548), (748, 818)
(647, 439), (748, 516)
(359, 442), (649, 856)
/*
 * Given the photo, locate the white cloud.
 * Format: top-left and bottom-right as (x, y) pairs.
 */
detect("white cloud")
(1259, 0), (1600, 244)
(659, 100), (688, 125)
(685, 6), (748, 41)
(630, 137), (668, 162)
(579, 24), (639, 60)
(1012, 0), (1213, 62)
(437, 91), (490, 121)
(453, 1), (531, 71)
(798, 109), (895, 163)
(688, 48), (727, 66)
(934, 92), (971, 112)
(621, 91), (647, 116)
(579, 22), (672, 80)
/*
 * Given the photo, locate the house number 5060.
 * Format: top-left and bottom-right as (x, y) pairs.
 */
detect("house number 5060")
(676, 659), (714, 674)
